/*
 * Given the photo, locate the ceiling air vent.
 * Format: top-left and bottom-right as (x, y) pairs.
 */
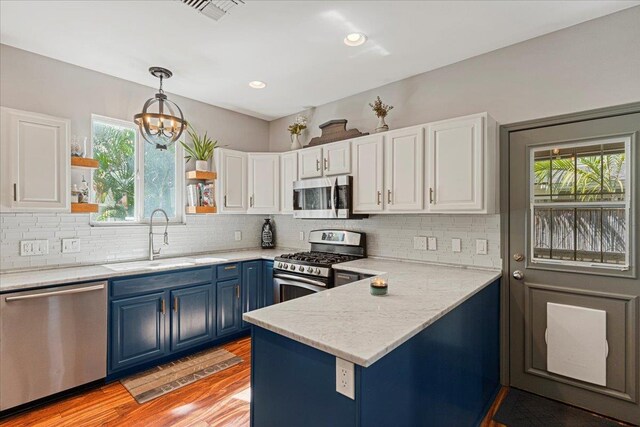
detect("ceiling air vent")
(180, 0), (244, 21)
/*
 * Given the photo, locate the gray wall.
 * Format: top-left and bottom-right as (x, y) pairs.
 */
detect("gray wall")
(269, 6), (640, 151)
(0, 44), (270, 152)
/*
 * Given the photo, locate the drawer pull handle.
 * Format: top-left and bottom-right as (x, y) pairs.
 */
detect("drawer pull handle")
(173, 296), (178, 312)
(387, 189), (392, 204)
(429, 187), (434, 204)
(324, 158), (328, 170)
(377, 191), (381, 205)
(224, 265), (237, 270)
(236, 285), (240, 299)
(160, 298), (166, 315)
(316, 159), (320, 171)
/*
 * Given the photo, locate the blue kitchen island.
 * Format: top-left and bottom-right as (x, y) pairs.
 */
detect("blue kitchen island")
(243, 259), (501, 427)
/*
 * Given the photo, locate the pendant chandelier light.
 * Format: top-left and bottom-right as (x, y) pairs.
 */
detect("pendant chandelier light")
(134, 67), (187, 150)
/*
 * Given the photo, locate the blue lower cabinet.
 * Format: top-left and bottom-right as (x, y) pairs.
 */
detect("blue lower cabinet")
(242, 261), (263, 329)
(263, 261), (274, 307)
(170, 284), (215, 352)
(110, 291), (168, 372)
(216, 278), (242, 337)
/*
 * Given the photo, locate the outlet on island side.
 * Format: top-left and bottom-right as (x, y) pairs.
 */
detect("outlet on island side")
(299, 231), (305, 241)
(234, 231), (242, 241)
(336, 357), (355, 399)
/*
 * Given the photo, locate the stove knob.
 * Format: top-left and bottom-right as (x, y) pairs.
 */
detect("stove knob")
(298, 266), (304, 272)
(282, 263), (288, 270)
(290, 264), (296, 271)
(277, 262), (282, 268)
(315, 268), (321, 275)
(306, 267), (313, 273)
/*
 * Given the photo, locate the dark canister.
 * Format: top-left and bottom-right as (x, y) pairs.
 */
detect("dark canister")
(261, 218), (275, 248)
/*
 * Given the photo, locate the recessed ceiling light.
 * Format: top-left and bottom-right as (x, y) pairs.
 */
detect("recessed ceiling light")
(249, 80), (267, 89)
(344, 32), (367, 47)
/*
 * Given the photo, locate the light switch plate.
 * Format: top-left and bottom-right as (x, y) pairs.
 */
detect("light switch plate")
(476, 239), (488, 255)
(336, 357), (355, 399)
(234, 231), (242, 241)
(20, 240), (49, 256)
(427, 237), (437, 251)
(413, 236), (427, 250)
(62, 238), (81, 253)
(452, 238), (462, 253)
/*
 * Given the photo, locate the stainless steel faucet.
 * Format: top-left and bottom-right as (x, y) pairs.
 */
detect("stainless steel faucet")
(149, 209), (169, 260)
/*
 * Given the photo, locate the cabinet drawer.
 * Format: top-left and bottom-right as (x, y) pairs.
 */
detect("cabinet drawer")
(111, 268), (213, 298)
(217, 263), (240, 280)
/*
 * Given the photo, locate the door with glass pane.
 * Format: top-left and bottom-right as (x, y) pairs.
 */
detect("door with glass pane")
(508, 112), (639, 424)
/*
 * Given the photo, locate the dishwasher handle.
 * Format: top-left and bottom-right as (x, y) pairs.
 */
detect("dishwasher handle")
(5, 283), (106, 302)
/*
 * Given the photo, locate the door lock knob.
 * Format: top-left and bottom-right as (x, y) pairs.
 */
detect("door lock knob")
(513, 253), (524, 262)
(512, 270), (524, 280)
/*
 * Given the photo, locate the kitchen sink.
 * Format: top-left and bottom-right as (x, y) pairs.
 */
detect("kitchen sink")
(101, 256), (229, 272)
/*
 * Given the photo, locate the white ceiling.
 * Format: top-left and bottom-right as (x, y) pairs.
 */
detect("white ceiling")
(1, 1), (637, 121)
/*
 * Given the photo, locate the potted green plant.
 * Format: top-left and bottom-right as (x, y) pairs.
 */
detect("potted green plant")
(181, 125), (219, 171)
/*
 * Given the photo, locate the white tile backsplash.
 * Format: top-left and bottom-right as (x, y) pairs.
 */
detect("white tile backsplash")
(1, 213), (501, 271)
(0, 213), (265, 271)
(271, 214), (501, 269)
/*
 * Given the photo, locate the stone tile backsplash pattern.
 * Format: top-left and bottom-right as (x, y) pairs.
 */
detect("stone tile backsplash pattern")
(272, 214), (501, 269)
(0, 213), (500, 272)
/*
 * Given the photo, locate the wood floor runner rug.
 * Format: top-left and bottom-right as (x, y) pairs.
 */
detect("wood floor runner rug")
(120, 347), (242, 404)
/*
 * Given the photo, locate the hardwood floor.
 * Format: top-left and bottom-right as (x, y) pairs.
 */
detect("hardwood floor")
(0, 337), (252, 427)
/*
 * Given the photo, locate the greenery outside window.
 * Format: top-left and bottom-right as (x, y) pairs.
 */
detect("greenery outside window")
(529, 137), (631, 269)
(91, 115), (184, 224)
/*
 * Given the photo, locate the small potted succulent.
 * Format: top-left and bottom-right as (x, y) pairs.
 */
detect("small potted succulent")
(181, 125), (219, 171)
(369, 96), (394, 133)
(287, 115), (307, 150)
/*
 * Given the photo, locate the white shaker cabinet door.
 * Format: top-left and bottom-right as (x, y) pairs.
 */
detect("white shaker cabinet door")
(352, 135), (384, 213)
(323, 141), (351, 176)
(427, 116), (484, 212)
(384, 126), (424, 211)
(248, 153), (280, 214)
(217, 149), (247, 213)
(280, 152), (298, 214)
(298, 147), (323, 179)
(1, 107), (70, 212)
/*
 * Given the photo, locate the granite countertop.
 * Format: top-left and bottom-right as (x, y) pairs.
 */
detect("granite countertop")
(0, 248), (293, 293)
(243, 258), (501, 368)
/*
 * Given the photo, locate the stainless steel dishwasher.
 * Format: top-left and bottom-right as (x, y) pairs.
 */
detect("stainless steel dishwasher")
(0, 281), (107, 410)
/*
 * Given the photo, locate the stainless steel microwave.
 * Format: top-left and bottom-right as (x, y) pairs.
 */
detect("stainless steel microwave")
(292, 175), (365, 219)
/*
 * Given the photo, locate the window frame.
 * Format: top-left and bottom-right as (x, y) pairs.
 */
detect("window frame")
(527, 135), (632, 271)
(90, 114), (185, 226)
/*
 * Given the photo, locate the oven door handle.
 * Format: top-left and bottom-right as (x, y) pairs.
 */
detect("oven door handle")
(274, 273), (327, 288)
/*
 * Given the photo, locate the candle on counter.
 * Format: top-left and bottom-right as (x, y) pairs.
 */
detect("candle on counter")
(370, 276), (388, 296)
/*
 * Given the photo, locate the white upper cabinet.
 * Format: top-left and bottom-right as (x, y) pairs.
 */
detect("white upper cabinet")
(427, 113), (497, 213)
(323, 141), (351, 176)
(0, 107), (70, 212)
(280, 151), (298, 214)
(215, 148), (247, 213)
(352, 135), (384, 213)
(298, 147), (323, 179)
(248, 153), (280, 214)
(384, 126), (424, 211)
(298, 141), (352, 179)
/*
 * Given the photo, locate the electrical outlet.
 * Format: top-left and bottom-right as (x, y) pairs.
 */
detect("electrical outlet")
(20, 240), (49, 256)
(413, 236), (427, 250)
(234, 231), (242, 241)
(476, 239), (488, 255)
(427, 237), (437, 251)
(299, 231), (305, 241)
(336, 357), (355, 399)
(62, 238), (81, 253)
(452, 238), (462, 253)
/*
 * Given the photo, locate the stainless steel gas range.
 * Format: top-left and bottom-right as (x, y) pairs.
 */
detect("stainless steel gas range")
(273, 230), (366, 303)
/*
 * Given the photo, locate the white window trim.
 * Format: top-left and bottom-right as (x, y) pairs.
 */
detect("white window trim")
(528, 135), (632, 271)
(90, 114), (185, 226)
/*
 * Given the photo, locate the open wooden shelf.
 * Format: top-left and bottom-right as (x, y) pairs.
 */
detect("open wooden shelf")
(186, 171), (217, 181)
(71, 157), (99, 169)
(186, 206), (217, 214)
(71, 203), (99, 213)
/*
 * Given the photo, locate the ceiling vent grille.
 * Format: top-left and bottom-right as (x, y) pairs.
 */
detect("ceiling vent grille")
(179, 0), (244, 21)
